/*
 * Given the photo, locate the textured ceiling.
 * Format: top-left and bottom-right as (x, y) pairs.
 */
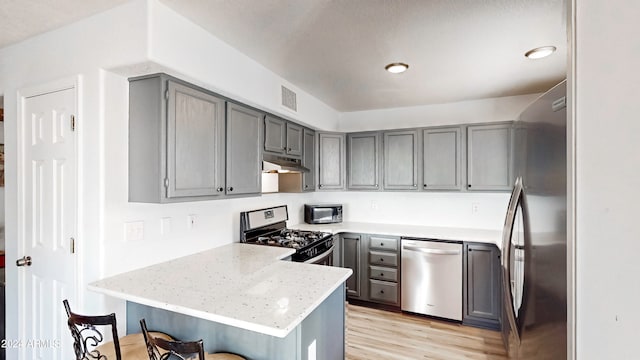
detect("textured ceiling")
(0, 0), (567, 112)
(0, 0), (129, 49)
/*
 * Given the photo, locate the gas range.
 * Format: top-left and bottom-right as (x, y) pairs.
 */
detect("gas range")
(240, 205), (334, 263)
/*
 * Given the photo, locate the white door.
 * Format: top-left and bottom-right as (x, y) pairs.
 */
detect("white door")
(18, 87), (77, 360)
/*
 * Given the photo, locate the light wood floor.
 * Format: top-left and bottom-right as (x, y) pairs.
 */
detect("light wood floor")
(345, 304), (507, 360)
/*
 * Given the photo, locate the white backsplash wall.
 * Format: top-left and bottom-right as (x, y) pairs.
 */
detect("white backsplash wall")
(306, 191), (511, 230)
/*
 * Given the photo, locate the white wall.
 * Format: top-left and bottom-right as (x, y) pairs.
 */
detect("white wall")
(574, 0), (640, 358)
(338, 93), (542, 132)
(307, 191), (510, 230)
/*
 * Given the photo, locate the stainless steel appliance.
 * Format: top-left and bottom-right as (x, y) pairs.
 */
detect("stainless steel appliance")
(304, 204), (343, 224)
(501, 80), (567, 358)
(239, 205), (335, 264)
(400, 238), (463, 321)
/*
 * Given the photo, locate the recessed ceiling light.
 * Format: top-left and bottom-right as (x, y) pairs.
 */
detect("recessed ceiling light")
(525, 46), (557, 59)
(385, 62), (409, 74)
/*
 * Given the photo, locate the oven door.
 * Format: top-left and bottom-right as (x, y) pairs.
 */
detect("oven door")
(304, 245), (335, 266)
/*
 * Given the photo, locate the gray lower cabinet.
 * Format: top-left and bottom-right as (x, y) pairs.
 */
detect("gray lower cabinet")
(463, 242), (501, 330)
(226, 103), (263, 195)
(423, 127), (462, 190)
(302, 128), (316, 191)
(318, 133), (346, 190)
(383, 130), (419, 190)
(341, 233), (362, 299)
(347, 132), (380, 190)
(366, 235), (400, 306)
(129, 74), (226, 203)
(467, 123), (513, 191)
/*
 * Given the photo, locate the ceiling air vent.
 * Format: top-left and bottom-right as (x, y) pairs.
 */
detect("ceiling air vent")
(281, 85), (297, 112)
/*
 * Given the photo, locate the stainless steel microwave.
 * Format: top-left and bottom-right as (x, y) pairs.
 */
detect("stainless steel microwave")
(304, 204), (343, 224)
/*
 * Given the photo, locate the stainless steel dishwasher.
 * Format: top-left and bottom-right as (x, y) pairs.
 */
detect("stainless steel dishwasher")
(400, 238), (462, 320)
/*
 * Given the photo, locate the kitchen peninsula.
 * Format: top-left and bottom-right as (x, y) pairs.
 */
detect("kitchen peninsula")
(89, 243), (352, 360)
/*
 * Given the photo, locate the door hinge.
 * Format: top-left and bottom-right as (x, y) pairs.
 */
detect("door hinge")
(70, 237), (75, 254)
(164, 178), (169, 188)
(165, 90), (169, 100)
(70, 115), (76, 131)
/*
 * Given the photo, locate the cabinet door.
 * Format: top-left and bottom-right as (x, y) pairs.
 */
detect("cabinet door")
(467, 124), (512, 191)
(318, 133), (345, 190)
(166, 80), (225, 198)
(286, 122), (303, 157)
(226, 103), (263, 195)
(342, 234), (361, 298)
(264, 115), (286, 153)
(347, 132), (380, 190)
(463, 243), (501, 330)
(302, 128), (316, 191)
(423, 127), (462, 190)
(383, 130), (419, 190)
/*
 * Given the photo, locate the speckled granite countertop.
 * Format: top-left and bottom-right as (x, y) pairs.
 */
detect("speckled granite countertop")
(89, 243), (352, 338)
(292, 222), (504, 250)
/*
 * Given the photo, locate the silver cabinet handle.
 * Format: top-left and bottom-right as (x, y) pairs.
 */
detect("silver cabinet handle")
(402, 245), (460, 255)
(16, 256), (32, 267)
(216, 187), (224, 192)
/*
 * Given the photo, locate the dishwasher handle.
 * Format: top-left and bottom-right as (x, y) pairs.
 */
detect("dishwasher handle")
(402, 245), (461, 255)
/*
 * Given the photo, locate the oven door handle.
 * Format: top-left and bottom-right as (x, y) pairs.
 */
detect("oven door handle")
(304, 245), (335, 264)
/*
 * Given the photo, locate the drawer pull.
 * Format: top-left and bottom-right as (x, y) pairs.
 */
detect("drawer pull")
(380, 258), (384, 262)
(380, 273), (384, 277)
(380, 242), (384, 246)
(380, 290), (384, 294)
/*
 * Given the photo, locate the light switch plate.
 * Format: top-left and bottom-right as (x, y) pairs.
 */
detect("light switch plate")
(160, 217), (172, 236)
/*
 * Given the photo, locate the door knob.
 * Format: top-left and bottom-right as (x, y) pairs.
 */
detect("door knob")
(228, 187), (234, 192)
(16, 256), (32, 267)
(216, 187), (224, 192)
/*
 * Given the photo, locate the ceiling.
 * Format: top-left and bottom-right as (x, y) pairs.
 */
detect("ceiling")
(1, 0), (567, 112)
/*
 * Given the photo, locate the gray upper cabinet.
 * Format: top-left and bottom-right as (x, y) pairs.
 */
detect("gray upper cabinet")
(467, 123), (513, 191)
(264, 116), (286, 153)
(302, 128), (316, 191)
(226, 103), (263, 195)
(383, 130), (419, 190)
(263, 115), (302, 158)
(129, 74), (226, 203)
(347, 132), (380, 190)
(318, 133), (346, 190)
(286, 122), (303, 157)
(423, 127), (462, 190)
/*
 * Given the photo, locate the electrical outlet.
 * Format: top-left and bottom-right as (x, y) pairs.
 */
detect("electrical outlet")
(471, 202), (480, 214)
(307, 339), (316, 360)
(125, 221), (144, 242)
(371, 200), (378, 210)
(187, 214), (197, 230)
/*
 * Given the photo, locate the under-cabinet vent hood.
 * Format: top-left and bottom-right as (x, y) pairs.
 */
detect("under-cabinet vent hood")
(262, 153), (310, 173)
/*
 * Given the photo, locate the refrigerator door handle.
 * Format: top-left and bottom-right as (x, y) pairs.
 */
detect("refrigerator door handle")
(501, 177), (524, 345)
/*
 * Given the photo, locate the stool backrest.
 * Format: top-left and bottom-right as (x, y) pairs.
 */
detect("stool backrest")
(140, 318), (205, 360)
(63, 299), (122, 360)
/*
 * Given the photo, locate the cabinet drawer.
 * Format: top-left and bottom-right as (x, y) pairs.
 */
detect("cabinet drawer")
(369, 236), (398, 251)
(369, 279), (398, 304)
(369, 265), (398, 282)
(369, 250), (398, 267)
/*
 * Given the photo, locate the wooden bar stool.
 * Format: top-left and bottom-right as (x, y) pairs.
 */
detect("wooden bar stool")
(63, 300), (172, 360)
(140, 319), (246, 360)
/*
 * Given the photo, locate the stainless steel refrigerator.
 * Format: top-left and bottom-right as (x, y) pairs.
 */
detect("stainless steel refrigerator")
(501, 80), (567, 359)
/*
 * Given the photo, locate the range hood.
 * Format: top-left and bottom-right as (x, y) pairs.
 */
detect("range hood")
(262, 153), (310, 173)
